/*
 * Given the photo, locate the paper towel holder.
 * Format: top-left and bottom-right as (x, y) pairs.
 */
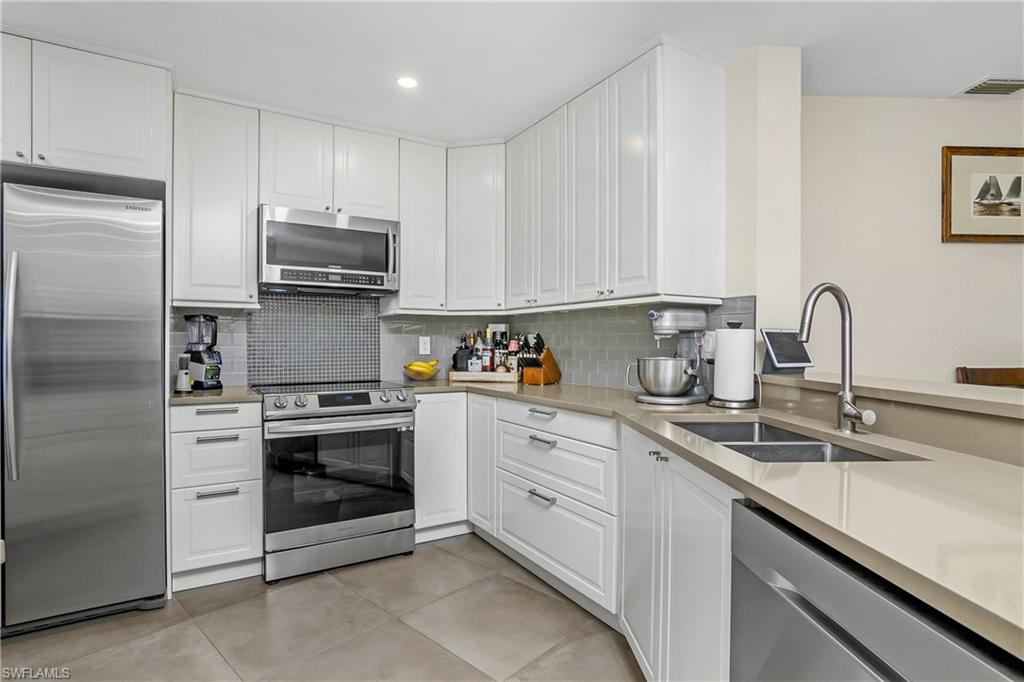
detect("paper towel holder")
(707, 374), (760, 409)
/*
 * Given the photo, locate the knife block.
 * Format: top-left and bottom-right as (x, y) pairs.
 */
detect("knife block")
(522, 349), (562, 385)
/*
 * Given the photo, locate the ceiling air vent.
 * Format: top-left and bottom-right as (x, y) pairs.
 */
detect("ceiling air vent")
(959, 77), (1024, 96)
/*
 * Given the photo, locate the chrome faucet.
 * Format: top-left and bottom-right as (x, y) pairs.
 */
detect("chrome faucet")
(797, 283), (877, 434)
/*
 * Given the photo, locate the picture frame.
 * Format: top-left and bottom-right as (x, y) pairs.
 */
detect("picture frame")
(941, 146), (1024, 243)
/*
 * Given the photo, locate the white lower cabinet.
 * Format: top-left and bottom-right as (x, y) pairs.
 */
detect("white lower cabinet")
(169, 403), (264, 589)
(170, 480), (262, 573)
(467, 395), (497, 533)
(619, 426), (741, 682)
(496, 469), (617, 611)
(414, 393), (468, 529)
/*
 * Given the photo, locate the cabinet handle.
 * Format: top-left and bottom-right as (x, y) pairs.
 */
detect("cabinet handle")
(648, 450), (660, 457)
(528, 434), (558, 448)
(607, 289), (615, 295)
(497, 302), (502, 307)
(528, 407), (557, 417)
(527, 488), (557, 505)
(336, 208), (343, 213)
(37, 153), (46, 161)
(597, 290), (605, 296)
(324, 205), (331, 211)
(15, 151), (24, 158)
(195, 406), (240, 415)
(195, 433), (241, 444)
(440, 302), (445, 308)
(196, 486), (240, 499)
(656, 455), (670, 462)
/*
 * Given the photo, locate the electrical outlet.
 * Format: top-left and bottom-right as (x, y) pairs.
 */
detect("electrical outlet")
(419, 336), (431, 355)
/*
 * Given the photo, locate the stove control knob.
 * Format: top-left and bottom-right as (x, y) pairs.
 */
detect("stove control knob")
(273, 395), (289, 409)
(396, 390), (408, 402)
(294, 395), (308, 408)
(379, 391), (392, 403)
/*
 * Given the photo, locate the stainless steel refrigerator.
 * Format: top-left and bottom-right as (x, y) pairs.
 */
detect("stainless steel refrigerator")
(2, 168), (166, 634)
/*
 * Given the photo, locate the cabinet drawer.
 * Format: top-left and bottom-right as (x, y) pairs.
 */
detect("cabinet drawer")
(497, 400), (616, 449)
(498, 422), (617, 513)
(497, 470), (617, 611)
(171, 479), (263, 573)
(170, 427), (262, 489)
(170, 403), (261, 432)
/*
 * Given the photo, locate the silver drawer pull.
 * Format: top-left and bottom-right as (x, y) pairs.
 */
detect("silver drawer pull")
(528, 407), (557, 417)
(528, 434), (558, 448)
(196, 486), (240, 499)
(528, 488), (557, 505)
(195, 406), (240, 415)
(195, 433), (241, 444)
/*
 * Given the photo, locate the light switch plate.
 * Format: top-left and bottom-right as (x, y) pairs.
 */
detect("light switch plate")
(419, 336), (431, 355)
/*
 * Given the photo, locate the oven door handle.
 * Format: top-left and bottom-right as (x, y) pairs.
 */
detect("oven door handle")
(264, 413), (414, 439)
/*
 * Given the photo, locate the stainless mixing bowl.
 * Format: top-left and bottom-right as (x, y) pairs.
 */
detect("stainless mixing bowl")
(625, 357), (698, 396)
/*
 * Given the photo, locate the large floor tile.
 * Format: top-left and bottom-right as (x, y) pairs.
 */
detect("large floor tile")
(0, 600), (189, 669)
(329, 544), (493, 616)
(499, 563), (568, 603)
(63, 621), (239, 681)
(508, 620), (644, 682)
(263, 620), (492, 682)
(194, 573), (391, 680)
(401, 574), (592, 680)
(175, 573), (311, 618)
(430, 533), (517, 571)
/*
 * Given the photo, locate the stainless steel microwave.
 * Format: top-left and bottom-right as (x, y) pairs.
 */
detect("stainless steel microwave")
(259, 204), (398, 295)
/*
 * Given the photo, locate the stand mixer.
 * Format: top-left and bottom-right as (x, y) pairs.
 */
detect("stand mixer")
(626, 308), (709, 405)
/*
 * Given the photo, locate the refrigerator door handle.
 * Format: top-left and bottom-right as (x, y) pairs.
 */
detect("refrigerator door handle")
(3, 250), (18, 481)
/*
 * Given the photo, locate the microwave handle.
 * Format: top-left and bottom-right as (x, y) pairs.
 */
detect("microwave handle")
(387, 225), (397, 282)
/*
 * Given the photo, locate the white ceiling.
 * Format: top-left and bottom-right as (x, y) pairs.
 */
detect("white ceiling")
(3, 2), (1021, 144)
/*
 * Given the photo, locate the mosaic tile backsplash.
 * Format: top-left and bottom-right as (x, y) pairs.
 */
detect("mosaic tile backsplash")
(246, 294), (380, 385)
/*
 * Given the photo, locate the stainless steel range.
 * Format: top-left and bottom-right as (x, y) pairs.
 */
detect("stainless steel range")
(253, 381), (416, 581)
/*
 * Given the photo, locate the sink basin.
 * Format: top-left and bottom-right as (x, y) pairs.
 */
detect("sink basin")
(725, 442), (883, 463)
(672, 421), (817, 443)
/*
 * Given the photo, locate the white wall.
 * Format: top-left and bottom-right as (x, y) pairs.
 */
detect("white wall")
(801, 96), (1024, 382)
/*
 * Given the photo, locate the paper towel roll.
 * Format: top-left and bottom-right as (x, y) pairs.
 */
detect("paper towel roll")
(714, 328), (755, 400)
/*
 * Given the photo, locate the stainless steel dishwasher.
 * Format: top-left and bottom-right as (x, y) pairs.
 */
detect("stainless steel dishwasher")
(730, 502), (1021, 681)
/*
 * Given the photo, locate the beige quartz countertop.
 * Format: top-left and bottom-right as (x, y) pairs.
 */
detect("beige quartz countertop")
(404, 377), (1024, 660)
(167, 385), (262, 406)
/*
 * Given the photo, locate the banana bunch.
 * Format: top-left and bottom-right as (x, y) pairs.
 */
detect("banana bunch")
(404, 359), (440, 380)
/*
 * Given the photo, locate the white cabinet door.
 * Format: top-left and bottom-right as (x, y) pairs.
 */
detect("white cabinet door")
(171, 480), (263, 573)
(32, 42), (169, 179)
(398, 140), (447, 311)
(333, 126), (399, 220)
(662, 460), (735, 682)
(505, 129), (533, 309)
(259, 111), (333, 212)
(1, 34), (32, 163)
(415, 393), (468, 529)
(447, 144), (505, 311)
(467, 395), (497, 533)
(608, 50), (657, 299)
(566, 81), (609, 303)
(533, 106), (567, 306)
(619, 428), (662, 681)
(172, 95), (259, 306)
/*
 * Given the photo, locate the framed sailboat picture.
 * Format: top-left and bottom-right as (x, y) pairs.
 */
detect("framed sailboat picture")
(942, 146), (1024, 242)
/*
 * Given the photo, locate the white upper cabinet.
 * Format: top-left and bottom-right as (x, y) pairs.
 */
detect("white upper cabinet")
(567, 81), (609, 303)
(172, 95), (259, 307)
(31, 41), (169, 179)
(505, 129), (533, 308)
(447, 144), (506, 311)
(608, 49), (657, 299)
(333, 126), (399, 220)
(533, 107), (567, 306)
(1, 34), (32, 164)
(259, 111), (334, 212)
(398, 140), (447, 311)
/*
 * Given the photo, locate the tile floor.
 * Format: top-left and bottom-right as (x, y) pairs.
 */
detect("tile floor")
(0, 534), (644, 682)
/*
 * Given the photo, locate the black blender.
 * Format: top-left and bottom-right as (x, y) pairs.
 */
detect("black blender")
(185, 314), (223, 390)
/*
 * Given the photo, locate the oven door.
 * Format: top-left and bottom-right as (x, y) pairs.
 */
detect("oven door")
(260, 205), (398, 291)
(263, 412), (414, 552)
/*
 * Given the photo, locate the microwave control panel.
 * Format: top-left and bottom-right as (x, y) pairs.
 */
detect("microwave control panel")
(281, 269), (384, 287)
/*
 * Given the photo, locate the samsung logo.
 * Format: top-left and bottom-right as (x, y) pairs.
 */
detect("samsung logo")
(124, 204), (152, 212)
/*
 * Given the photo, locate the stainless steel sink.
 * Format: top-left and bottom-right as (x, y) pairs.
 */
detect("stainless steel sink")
(671, 421), (817, 444)
(726, 442), (882, 463)
(673, 421), (915, 463)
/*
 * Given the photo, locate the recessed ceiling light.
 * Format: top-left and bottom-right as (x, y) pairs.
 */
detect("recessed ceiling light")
(397, 76), (418, 89)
